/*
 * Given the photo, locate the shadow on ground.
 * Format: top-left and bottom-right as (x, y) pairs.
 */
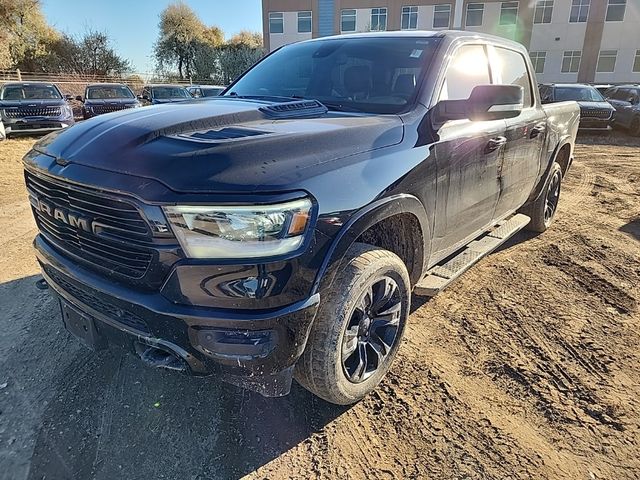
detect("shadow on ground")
(0, 275), (348, 480)
(620, 217), (640, 241)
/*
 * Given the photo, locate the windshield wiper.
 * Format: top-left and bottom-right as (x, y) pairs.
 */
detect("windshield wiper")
(225, 93), (362, 113)
(321, 101), (363, 113)
(226, 92), (306, 102)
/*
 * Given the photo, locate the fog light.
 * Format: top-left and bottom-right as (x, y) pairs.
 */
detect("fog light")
(196, 329), (276, 359)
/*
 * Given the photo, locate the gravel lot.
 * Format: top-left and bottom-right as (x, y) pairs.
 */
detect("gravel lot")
(0, 132), (639, 480)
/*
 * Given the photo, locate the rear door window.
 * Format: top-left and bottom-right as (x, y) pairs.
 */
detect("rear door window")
(491, 47), (533, 107)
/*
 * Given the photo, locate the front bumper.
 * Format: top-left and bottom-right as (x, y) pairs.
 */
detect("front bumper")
(35, 235), (320, 396)
(4, 117), (74, 136)
(578, 118), (612, 131)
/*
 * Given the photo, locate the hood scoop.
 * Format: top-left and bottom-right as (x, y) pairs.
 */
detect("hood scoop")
(174, 126), (274, 143)
(260, 99), (328, 119)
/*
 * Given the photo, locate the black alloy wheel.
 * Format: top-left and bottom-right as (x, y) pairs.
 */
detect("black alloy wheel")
(341, 276), (402, 383)
(544, 169), (561, 226)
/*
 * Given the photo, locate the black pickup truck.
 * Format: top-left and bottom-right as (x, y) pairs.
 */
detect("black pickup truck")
(24, 32), (579, 405)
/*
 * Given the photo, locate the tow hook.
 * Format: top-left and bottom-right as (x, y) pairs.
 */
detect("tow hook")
(134, 342), (187, 372)
(35, 278), (49, 290)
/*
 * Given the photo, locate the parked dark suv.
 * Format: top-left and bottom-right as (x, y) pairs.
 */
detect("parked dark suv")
(78, 83), (140, 119)
(140, 84), (192, 105)
(604, 85), (640, 136)
(25, 32), (579, 405)
(539, 83), (614, 131)
(0, 82), (75, 137)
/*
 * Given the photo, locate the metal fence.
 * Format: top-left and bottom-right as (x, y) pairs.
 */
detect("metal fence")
(0, 70), (218, 96)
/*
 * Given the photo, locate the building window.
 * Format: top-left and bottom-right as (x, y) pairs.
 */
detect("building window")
(465, 3), (484, 27)
(634, 50), (640, 72)
(500, 2), (519, 25)
(371, 7), (388, 31)
(534, 0), (554, 24)
(596, 50), (617, 72)
(269, 12), (284, 33)
(569, 0), (590, 23)
(298, 11), (312, 33)
(401, 6), (418, 30)
(433, 4), (451, 28)
(561, 50), (582, 73)
(606, 0), (626, 21)
(530, 51), (547, 74)
(341, 9), (356, 32)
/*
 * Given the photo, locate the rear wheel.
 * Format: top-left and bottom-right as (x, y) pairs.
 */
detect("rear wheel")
(295, 243), (410, 405)
(522, 162), (562, 233)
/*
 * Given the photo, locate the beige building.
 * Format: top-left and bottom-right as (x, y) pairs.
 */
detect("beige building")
(262, 0), (640, 84)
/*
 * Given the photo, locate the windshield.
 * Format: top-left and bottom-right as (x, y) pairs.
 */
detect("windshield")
(225, 36), (441, 114)
(152, 87), (190, 99)
(87, 85), (134, 100)
(555, 86), (604, 102)
(1, 84), (62, 100)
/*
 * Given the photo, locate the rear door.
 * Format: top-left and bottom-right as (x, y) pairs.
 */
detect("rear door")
(431, 44), (506, 255)
(491, 45), (546, 220)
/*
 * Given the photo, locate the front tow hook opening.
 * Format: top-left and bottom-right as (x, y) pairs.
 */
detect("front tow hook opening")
(134, 342), (187, 372)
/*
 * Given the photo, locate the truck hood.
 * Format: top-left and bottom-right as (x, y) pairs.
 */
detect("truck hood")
(33, 98), (404, 193)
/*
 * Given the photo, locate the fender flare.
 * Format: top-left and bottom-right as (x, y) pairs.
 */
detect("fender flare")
(526, 137), (573, 205)
(311, 194), (431, 294)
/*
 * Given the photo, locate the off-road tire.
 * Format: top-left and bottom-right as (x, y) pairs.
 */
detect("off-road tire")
(522, 162), (563, 233)
(294, 243), (411, 405)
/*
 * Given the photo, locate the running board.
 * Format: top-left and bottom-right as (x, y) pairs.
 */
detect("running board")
(414, 213), (531, 297)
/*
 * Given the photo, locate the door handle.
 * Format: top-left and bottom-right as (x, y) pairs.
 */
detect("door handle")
(485, 136), (506, 153)
(530, 122), (546, 138)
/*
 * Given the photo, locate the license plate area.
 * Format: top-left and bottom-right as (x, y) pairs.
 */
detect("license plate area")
(60, 301), (106, 350)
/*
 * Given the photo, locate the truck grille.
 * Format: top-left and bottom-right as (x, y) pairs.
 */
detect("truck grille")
(580, 108), (612, 120)
(26, 171), (155, 279)
(4, 107), (62, 118)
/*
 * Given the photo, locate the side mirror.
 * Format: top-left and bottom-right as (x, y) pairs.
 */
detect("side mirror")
(432, 85), (524, 126)
(65, 94), (74, 101)
(142, 95), (150, 101)
(75, 95), (83, 102)
(627, 96), (639, 105)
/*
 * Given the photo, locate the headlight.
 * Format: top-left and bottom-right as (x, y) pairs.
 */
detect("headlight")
(163, 198), (313, 259)
(63, 105), (73, 117)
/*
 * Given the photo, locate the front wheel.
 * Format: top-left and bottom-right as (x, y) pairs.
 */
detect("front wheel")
(295, 243), (411, 405)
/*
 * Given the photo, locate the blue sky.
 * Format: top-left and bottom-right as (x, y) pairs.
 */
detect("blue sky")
(41, 0), (263, 72)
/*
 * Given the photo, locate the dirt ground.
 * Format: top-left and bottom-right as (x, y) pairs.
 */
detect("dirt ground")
(0, 132), (638, 480)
